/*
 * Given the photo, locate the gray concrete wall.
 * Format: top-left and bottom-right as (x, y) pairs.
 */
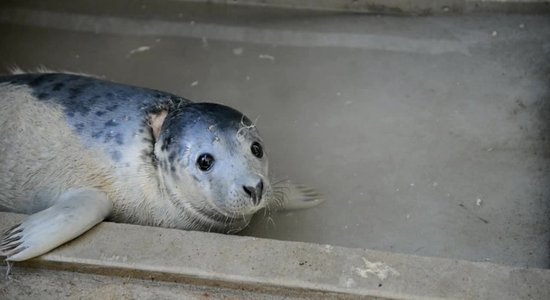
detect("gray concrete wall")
(174, 0), (550, 14)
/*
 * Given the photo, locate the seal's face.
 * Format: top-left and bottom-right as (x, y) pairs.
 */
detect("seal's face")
(154, 103), (271, 232)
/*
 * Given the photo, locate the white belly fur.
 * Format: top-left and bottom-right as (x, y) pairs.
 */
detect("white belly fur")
(0, 83), (118, 214)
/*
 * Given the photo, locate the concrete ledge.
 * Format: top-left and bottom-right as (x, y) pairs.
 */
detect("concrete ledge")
(0, 267), (353, 300)
(1, 212), (549, 299)
(174, 0), (550, 14)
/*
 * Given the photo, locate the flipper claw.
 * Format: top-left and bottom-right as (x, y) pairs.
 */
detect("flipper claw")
(0, 188), (112, 262)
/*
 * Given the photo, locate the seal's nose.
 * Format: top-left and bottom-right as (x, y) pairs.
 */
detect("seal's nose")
(243, 179), (264, 205)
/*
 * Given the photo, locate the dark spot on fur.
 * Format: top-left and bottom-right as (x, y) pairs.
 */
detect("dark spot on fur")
(105, 119), (118, 127)
(74, 123), (85, 133)
(115, 133), (124, 145)
(37, 92), (49, 99)
(104, 131), (115, 143)
(88, 95), (101, 102)
(170, 165), (176, 172)
(68, 87), (84, 100)
(60, 81), (93, 116)
(106, 104), (119, 111)
(111, 150), (122, 161)
(7, 77), (27, 85)
(106, 92), (114, 99)
(138, 128), (144, 133)
(28, 75), (47, 87)
(67, 112), (75, 117)
(92, 131), (104, 138)
(168, 151), (177, 162)
(52, 82), (65, 91)
(64, 100), (91, 116)
(192, 175), (199, 181)
(82, 106), (91, 115)
(161, 137), (173, 151)
(95, 111), (106, 116)
(104, 131), (124, 145)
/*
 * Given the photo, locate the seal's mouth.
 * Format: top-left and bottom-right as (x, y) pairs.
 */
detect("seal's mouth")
(164, 174), (272, 232)
(196, 204), (256, 234)
(216, 198), (266, 218)
(212, 178), (272, 218)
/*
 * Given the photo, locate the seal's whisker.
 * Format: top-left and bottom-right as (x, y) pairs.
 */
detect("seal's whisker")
(270, 178), (290, 186)
(266, 215), (276, 228)
(5, 260), (13, 277)
(222, 214), (232, 230)
(236, 115), (257, 138)
(252, 115), (261, 127)
(207, 220), (214, 232)
(272, 185), (292, 192)
(272, 190), (287, 207)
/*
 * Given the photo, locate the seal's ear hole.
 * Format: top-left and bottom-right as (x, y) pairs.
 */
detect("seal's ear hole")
(149, 110), (168, 142)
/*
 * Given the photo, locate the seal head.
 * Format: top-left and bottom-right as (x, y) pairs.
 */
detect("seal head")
(152, 103), (271, 231)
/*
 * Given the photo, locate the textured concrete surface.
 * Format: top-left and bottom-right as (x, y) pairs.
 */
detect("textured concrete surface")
(1, 267), (344, 300)
(173, 0), (550, 14)
(2, 212), (550, 299)
(0, 0), (549, 269)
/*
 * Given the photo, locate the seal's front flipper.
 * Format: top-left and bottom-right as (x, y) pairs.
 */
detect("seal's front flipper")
(0, 188), (112, 262)
(271, 181), (324, 211)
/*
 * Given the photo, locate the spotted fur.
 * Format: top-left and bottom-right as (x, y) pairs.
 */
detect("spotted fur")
(0, 72), (322, 263)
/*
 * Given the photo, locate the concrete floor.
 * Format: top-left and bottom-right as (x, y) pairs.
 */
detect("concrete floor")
(0, 0), (549, 268)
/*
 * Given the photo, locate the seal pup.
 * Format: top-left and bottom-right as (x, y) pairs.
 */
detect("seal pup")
(0, 70), (322, 263)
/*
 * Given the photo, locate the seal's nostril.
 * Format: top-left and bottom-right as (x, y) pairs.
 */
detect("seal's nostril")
(243, 185), (253, 197)
(256, 180), (264, 198)
(243, 180), (263, 206)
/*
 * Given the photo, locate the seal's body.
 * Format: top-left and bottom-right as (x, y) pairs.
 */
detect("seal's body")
(0, 72), (321, 262)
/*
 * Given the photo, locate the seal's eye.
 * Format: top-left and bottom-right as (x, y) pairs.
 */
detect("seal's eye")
(197, 153), (215, 171)
(251, 142), (263, 158)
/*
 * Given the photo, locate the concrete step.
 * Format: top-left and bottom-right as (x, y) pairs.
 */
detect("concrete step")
(2, 212), (549, 299)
